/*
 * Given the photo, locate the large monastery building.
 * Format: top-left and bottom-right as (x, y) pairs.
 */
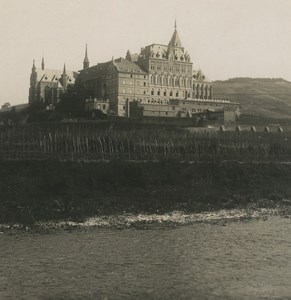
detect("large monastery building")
(29, 22), (240, 121)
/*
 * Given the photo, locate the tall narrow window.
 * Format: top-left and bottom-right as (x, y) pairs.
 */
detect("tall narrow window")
(163, 76), (167, 85)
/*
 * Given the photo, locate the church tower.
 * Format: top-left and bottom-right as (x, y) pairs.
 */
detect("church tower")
(29, 59), (37, 103)
(83, 44), (89, 69)
(41, 56), (45, 70)
(61, 63), (68, 91)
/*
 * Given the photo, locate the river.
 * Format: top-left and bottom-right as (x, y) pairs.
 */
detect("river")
(1, 216), (291, 299)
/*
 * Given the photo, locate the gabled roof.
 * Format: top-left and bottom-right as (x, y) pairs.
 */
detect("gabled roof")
(114, 57), (147, 74)
(35, 68), (77, 84)
(79, 57), (147, 81)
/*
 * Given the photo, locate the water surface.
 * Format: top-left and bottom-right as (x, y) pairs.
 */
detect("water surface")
(1, 216), (291, 299)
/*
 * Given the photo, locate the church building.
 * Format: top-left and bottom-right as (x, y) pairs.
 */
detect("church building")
(29, 57), (77, 108)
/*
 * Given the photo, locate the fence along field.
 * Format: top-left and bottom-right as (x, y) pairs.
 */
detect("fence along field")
(0, 123), (291, 162)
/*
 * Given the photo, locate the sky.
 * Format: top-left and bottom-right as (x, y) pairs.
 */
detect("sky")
(0, 0), (291, 106)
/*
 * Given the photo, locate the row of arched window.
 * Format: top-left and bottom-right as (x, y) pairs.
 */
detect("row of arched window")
(150, 89), (192, 98)
(150, 75), (192, 87)
(193, 84), (212, 99)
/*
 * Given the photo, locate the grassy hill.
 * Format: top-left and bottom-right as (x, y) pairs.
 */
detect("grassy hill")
(213, 78), (291, 123)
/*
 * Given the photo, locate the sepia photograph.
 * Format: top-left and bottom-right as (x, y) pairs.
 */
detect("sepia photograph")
(0, 0), (291, 299)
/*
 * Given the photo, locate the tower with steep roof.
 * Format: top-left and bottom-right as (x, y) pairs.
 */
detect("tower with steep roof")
(29, 59), (37, 102)
(41, 56), (45, 70)
(168, 20), (182, 49)
(83, 44), (89, 69)
(61, 63), (68, 91)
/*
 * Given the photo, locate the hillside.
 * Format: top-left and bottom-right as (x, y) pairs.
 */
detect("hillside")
(213, 78), (291, 122)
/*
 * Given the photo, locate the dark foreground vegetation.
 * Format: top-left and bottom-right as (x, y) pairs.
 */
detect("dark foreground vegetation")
(1, 123), (291, 162)
(1, 124), (291, 226)
(0, 160), (291, 226)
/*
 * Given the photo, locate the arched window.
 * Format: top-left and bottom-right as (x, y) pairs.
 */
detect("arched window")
(188, 78), (191, 87)
(169, 77), (174, 86)
(163, 76), (167, 85)
(181, 78), (184, 86)
(176, 90), (179, 97)
(196, 84), (200, 98)
(151, 89), (154, 95)
(201, 84), (204, 98)
(164, 90), (167, 96)
(170, 90), (173, 97)
(157, 89), (160, 96)
(44, 86), (51, 103)
(175, 78), (179, 86)
(157, 76), (161, 85)
(150, 75), (154, 84)
(205, 85), (208, 99)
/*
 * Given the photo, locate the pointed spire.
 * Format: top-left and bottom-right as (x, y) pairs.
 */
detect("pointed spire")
(61, 63), (68, 91)
(32, 59), (36, 70)
(41, 56), (45, 70)
(168, 20), (182, 48)
(85, 44), (88, 60)
(126, 49), (131, 61)
(83, 44), (89, 69)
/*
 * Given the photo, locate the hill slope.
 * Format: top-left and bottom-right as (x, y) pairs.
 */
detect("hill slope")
(213, 78), (291, 121)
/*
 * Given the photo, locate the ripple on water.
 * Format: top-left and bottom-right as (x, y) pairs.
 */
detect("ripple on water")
(1, 213), (291, 299)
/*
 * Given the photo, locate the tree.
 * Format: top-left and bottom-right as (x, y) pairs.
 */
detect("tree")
(56, 85), (86, 118)
(1, 102), (10, 109)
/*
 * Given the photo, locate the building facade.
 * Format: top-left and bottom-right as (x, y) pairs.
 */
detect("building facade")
(78, 23), (223, 117)
(29, 23), (240, 121)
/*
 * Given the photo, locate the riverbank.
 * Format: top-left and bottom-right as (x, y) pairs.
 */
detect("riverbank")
(1, 160), (291, 228)
(1, 208), (291, 234)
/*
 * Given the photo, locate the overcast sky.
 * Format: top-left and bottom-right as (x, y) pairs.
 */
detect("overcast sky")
(0, 0), (291, 106)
